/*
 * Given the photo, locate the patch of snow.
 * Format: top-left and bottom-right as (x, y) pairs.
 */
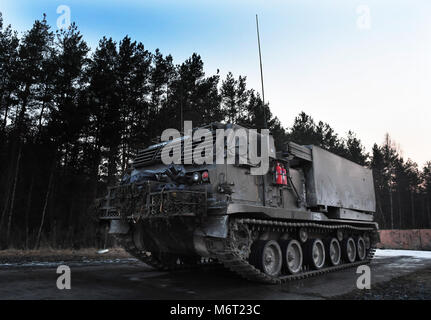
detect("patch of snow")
(375, 249), (431, 259)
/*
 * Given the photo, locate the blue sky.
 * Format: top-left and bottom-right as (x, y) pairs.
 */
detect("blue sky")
(1, 0), (430, 166)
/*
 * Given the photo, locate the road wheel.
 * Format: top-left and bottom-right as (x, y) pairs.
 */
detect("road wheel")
(250, 240), (282, 277)
(326, 238), (341, 266)
(356, 236), (367, 261)
(280, 239), (303, 274)
(305, 239), (325, 270)
(342, 237), (357, 263)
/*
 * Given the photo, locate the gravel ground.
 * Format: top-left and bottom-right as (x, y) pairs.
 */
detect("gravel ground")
(334, 267), (431, 300)
(1, 248), (431, 299)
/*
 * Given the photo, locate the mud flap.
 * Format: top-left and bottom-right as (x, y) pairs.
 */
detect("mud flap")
(109, 220), (130, 234)
(201, 215), (228, 238)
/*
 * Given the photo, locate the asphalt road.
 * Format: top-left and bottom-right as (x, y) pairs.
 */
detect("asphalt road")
(1, 250), (431, 299)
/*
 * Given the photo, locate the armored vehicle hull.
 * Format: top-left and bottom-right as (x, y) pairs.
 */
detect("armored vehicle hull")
(96, 123), (379, 284)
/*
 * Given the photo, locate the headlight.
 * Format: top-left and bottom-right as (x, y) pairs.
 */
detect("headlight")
(192, 172), (201, 182)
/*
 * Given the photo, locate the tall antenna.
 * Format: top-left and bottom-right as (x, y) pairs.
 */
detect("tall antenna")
(255, 14), (267, 129)
(256, 14), (267, 208)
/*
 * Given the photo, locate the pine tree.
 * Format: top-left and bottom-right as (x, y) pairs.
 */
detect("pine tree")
(370, 144), (387, 228)
(0, 12), (19, 133)
(87, 37), (121, 185)
(162, 53), (222, 130)
(345, 131), (368, 165)
(381, 134), (398, 229)
(422, 162), (431, 227)
(116, 36), (151, 171)
(221, 72), (249, 123)
(0, 15), (55, 246)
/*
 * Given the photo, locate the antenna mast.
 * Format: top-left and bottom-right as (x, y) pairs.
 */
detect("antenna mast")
(256, 14), (268, 208)
(255, 14), (267, 129)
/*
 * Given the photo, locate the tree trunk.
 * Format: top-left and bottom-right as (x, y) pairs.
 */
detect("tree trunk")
(410, 191), (415, 228)
(24, 175), (35, 250)
(107, 144), (119, 185)
(0, 176), (11, 232)
(398, 191), (402, 229)
(51, 220), (57, 249)
(427, 199), (431, 229)
(5, 143), (22, 247)
(121, 141), (126, 174)
(67, 198), (75, 248)
(2, 101), (9, 132)
(35, 164), (55, 249)
(48, 167), (58, 248)
(376, 195), (386, 229)
(389, 190), (394, 229)
(419, 195), (428, 228)
(0, 146), (16, 231)
(37, 85), (49, 134)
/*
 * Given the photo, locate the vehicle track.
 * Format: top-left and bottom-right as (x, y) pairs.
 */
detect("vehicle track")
(210, 218), (377, 284)
(118, 218), (377, 284)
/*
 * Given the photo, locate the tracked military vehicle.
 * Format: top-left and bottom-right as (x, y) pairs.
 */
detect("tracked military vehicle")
(96, 123), (379, 284)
